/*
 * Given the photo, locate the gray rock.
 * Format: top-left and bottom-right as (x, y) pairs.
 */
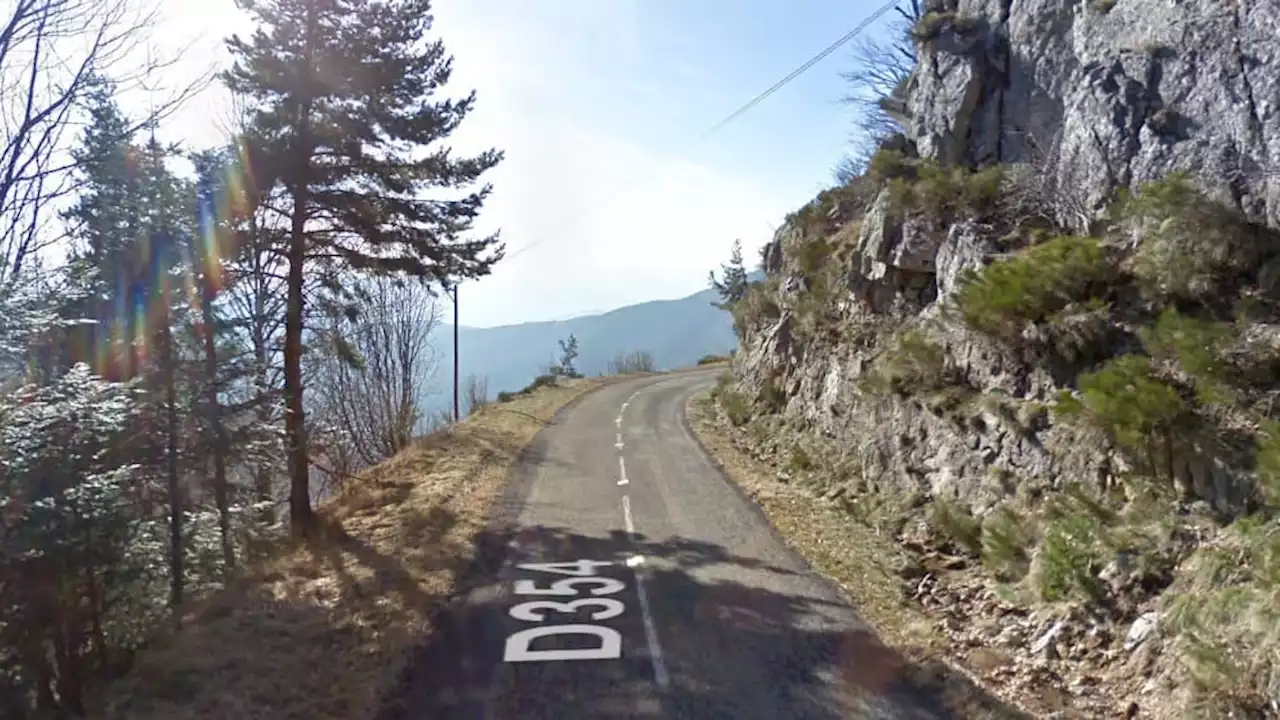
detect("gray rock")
(1100, 551), (1137, 592)
(1031, 619), (1065, 655)
(934, 220), (991, 299)
(1125, 611), (1160, 651)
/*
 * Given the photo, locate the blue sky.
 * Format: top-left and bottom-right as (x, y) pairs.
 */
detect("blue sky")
(143, 0), (894, 327)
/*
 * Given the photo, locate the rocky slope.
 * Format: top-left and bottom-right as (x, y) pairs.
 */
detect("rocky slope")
(723, 0), (1280, 716)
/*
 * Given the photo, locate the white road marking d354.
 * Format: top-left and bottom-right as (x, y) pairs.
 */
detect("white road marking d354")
(516, 560), (614, 576)
(504, 624), (622, 663)
(617, 456), (629, 486)
(515, 576), (625, 597)
(509, 597), (625, 622)
(502, 559), (630, 664)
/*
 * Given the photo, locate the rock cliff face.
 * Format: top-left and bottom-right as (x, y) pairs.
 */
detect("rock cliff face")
(734, 0), (1280, 513)
(909, 0), (1280, 228)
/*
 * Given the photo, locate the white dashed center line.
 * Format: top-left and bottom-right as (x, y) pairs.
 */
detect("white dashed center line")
(621, 494), (635, 534)
(615, 388), (670, 689)
(633, 566), (670, 688)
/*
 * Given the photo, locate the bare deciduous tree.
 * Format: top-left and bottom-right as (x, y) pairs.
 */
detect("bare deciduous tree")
(608, 350), (656, 375)
(0, 0), (208, 282)
(314, 276), (441, 474)
(1000, 128), (1097, 235)
(837, 1), (922, 178)
(464, 373), (488, 416)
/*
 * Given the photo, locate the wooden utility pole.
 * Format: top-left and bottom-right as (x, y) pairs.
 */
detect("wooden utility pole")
(452, 281), (459, 423)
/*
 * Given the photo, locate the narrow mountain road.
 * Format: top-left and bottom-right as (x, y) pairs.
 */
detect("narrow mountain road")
(378, 370), (950, 719)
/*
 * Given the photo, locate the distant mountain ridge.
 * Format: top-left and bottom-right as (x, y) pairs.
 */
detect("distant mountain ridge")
(423, 277), (757, 415)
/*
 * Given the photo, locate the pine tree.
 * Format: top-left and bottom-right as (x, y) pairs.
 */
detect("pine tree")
(224, 0), (503, 538)
(191, 149), (238, 570)
(58, 83), (148, 379)
(709, 239), (749, 309)
(135, 133), (191, 617)
(551, 334), (580, 378)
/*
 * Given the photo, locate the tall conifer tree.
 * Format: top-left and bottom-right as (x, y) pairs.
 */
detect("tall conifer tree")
(224, 0), (503, 536)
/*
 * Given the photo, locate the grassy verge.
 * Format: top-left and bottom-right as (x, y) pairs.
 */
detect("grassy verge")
(99, 377), (611, 720)
(685, 391), (1030, 719)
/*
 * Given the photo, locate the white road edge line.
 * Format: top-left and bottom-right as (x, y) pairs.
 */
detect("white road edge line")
(620, 495), (670, 689)
(617, 455), (629, 486)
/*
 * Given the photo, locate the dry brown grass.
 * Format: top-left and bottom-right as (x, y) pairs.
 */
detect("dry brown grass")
(685, 391), (1031, 719)
(97, 377), (611, 720)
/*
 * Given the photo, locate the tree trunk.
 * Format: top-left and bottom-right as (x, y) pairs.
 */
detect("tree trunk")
(200, 282), (235, 571)
(285, 188), (312, 539)
(286, 7), (317, 541)
(162, 319), (184, 622)
(251, 290), (276, 529)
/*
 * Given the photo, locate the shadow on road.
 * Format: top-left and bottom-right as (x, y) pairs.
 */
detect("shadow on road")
(374, 522), (1032, 720)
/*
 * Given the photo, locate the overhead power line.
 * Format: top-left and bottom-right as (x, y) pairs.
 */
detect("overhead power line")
(696, 1), (900, 141)
(502, 0), (901, 263)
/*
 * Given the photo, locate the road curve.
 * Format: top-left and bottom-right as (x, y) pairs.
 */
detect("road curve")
(376, 370), (949, 719)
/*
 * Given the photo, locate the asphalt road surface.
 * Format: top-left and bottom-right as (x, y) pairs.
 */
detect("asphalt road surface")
(378, 370), (951, 719)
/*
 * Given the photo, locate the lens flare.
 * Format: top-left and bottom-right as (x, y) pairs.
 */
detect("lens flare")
(79, 143), (258, 380)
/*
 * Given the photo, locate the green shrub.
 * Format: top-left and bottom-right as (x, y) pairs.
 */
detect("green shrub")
(1163, 519), (1280, 715)
(1055, 354), (1190, 486)
(1255, 421), (1280, 511)
(732, 281), (781, 338)
(931, 499), (983, 556)
(496, 390), (515, 403)
(787, 236), (831, 280)
(697, 354), (730, 365)
(784, 180), (870, 238)
(1139, 308), (1236, 404)
(520, 374), (558, 394)
(917, 162), (1003, 216)
(1118, 173), (1268, 302)
(787, 445), (814, 474)
(1039, 297), (1113, 363)
(1037, 509), (1104, 602)
(860, 329), (951, 395)
(1089, 0), (1117, 12)
(910, 11), (981, 40)
(791, 271), (844, 345)
(955, 235), (1111, 341)
(757, 377), (787, 414)
(885, 160), (1004, 222)
(982, 505), (1033, 581)
(866, 148), (918, 185)
(718, 388), (752, 427)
